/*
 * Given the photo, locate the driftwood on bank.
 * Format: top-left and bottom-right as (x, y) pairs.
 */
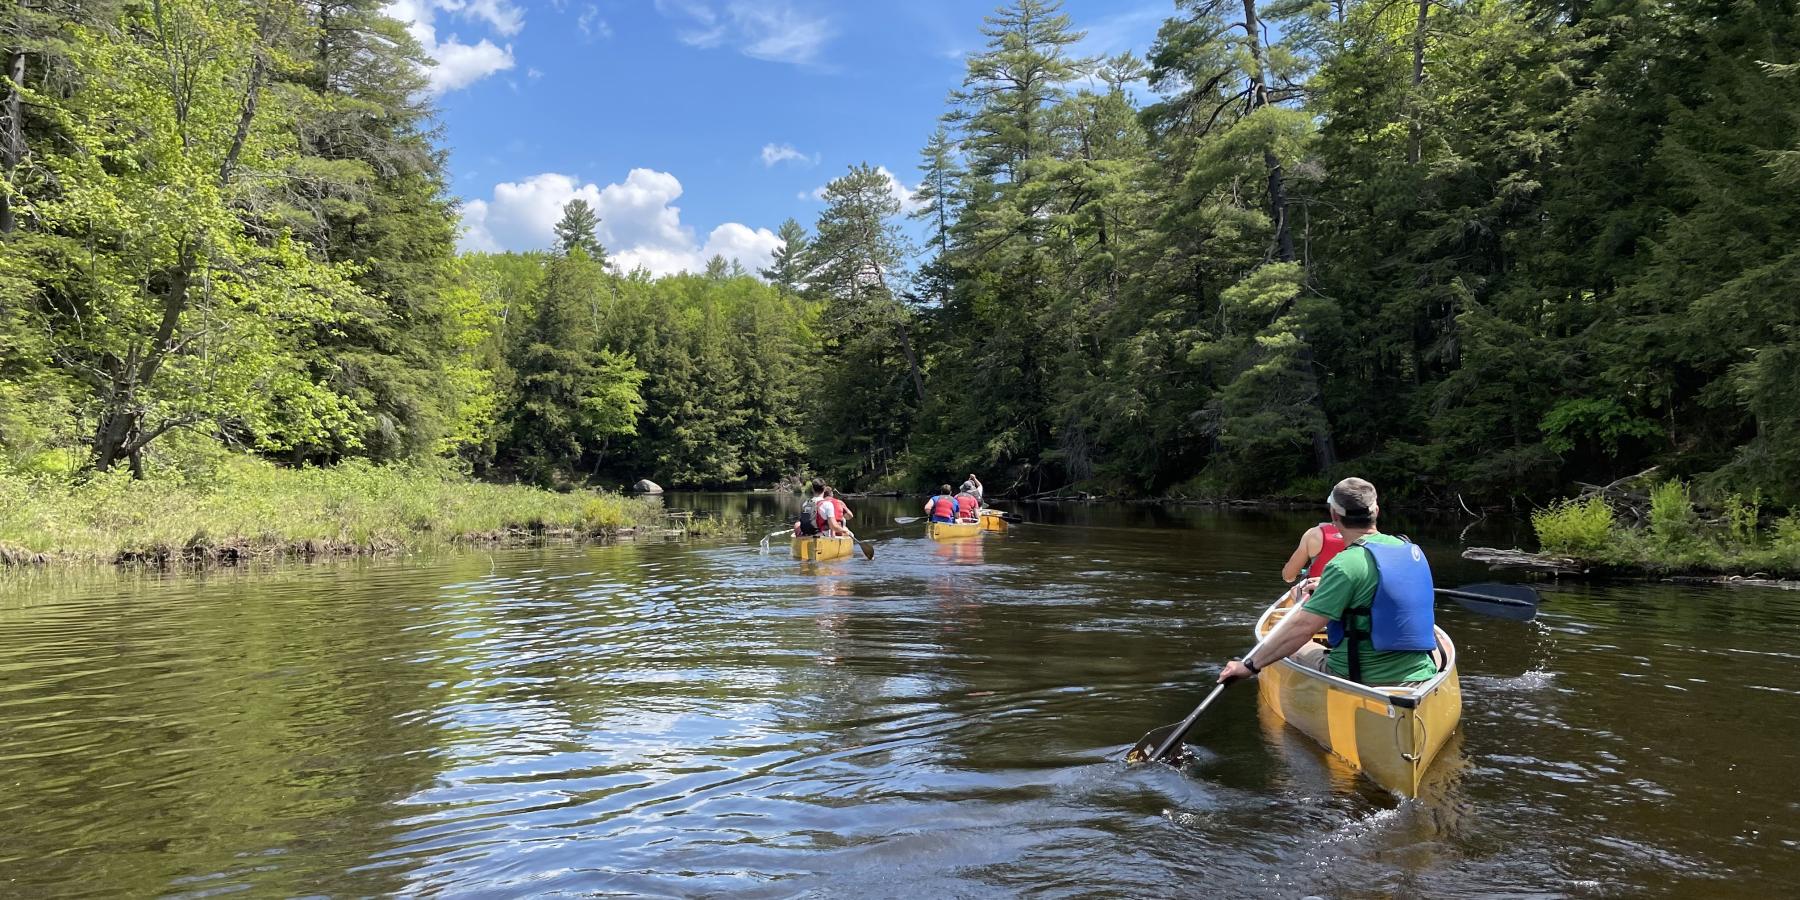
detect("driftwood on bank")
(1662, 575), (1800, 591)
(1462, 546), (1589, 575)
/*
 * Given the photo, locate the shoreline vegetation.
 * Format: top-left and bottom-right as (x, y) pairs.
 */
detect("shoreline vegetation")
(1516, 478), (1800, 581)
(0, 459), (680, 570)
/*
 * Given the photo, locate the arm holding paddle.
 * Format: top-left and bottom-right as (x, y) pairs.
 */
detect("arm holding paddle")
(1218, 604), (1328, 686)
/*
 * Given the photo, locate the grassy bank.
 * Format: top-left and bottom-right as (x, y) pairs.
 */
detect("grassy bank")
(1533, 481), (1800, 577)
(0, 458), (669, 567)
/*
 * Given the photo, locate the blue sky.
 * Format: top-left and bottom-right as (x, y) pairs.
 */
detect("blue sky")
(386, 0), (1170, 275)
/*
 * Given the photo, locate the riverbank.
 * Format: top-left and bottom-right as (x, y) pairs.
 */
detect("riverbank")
(1525, 484), (1800, 579)
(0, 460), (671, 568)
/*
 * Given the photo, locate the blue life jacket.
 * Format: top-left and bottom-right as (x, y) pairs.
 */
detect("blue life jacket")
(1326, 538), (1437, 654)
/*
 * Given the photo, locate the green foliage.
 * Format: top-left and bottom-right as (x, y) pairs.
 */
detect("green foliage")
(1649, 480), (1698, 548)
(1532, 497), (1616, 557)
(0, 456), (664, 565)
(1540, 399), (1661, 457)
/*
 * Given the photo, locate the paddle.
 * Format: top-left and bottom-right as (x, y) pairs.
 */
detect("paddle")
(894, 515), (924, 525)
(1439, 582), (1542, 622)
(978, 507), (1024, 523)
(1128, 631), (1276, 766)
(848, 531), (876, 560)
(757, 528), (790, 554)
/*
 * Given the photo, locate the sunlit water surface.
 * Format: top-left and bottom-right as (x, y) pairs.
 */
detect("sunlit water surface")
(2, 495), (1797, 897)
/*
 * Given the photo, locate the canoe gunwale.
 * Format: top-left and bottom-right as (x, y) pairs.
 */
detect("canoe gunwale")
(1254, 589), (1459, 708)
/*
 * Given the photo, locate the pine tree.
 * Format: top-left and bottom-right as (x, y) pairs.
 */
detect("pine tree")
(761, 218), (809, 296)
(553, 198), (607, 261)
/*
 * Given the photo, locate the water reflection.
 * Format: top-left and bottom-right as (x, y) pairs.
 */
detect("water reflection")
(0, 495), (1795, 895)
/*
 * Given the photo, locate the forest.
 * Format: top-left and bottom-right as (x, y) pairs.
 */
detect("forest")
(2, 0), (1797, 511)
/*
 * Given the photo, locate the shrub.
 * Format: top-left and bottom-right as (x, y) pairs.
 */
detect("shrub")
(1720, 490), (1762, 547)
(1648, 480), (1697, 547)
(1532, 496), (1616, 557)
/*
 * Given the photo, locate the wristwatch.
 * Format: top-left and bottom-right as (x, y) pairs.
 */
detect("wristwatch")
(1243, 656), (1262, 674)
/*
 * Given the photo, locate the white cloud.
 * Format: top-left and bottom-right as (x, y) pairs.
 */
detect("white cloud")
(460, 170), (782, 277)
(760, 143), (817, 167)
(385, 0), (517, 93)
(578, 5), (612, 40)
(654, 0), (833, 65)
(803, 165), (923, 214)
(444, 0), (525, 36)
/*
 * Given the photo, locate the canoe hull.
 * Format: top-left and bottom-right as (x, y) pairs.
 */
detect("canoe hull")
(927, 520), (982, 540)
(1254, 591), (1461, 797)
(979, 512), (1009, 533)
(791, 535), (854, 561)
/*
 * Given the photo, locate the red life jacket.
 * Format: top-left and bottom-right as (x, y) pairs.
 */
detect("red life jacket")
(956, 493), (979, 518)
(1307, 523), (1349, 578)
(815, 498), (838, 530)
(929, 495), (956, 520)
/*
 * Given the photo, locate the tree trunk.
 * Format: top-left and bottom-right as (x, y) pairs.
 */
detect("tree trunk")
(1408, 0), (1429, 165)
(1, 45), (24, 234)
(1242, 1), (1294, 263)
(1243, 0), (1336, 471)
(894, 315), (927, 404)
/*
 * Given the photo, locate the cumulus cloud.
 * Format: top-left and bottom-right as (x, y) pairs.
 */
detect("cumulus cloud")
(460, 170), (782, 277)
(761, 143), (818, 167)
(654, 0), (834, 65)
(385, 0), (519, 93)
(803, 165), (924, 214)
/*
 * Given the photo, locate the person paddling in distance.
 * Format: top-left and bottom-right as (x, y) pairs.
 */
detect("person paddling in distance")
(823, 486), (853, 536)
(961, 475), (983, 508)
(954, 484), (982, 523)
(1218, 478), (1440, 688)
(925, 484), (959, 523)
(794, 480), (842, 538)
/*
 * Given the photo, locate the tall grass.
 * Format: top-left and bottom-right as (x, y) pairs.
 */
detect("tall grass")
(0, 457), (666, 566)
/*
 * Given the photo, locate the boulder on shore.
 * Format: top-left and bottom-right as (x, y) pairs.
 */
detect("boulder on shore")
(633, 479), (664, 494)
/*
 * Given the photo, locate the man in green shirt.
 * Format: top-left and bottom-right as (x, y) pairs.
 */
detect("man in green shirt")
(1218, 478), (1440, 687)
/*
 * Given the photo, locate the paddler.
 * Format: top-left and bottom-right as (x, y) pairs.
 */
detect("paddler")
(1218, 478), (1440, 687)
(1280, 515), (1348, 583)
(954, 484), (982, 523)
(925, 484), (959, 523)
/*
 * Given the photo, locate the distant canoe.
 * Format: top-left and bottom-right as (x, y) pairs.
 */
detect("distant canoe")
(1254, 588), (1461, 797)
(792, 535), (854, 561)
(927, 520), (981, 541)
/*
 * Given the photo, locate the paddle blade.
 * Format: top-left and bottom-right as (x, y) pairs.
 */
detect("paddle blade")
(893, 516), (923, 525)
(1438, 582), (1543, 621)
(860, 540), (875, 560)
(1455, 595), (1538, 621)
(1458, 582), (1543, 605)
(1127, 721), (1201, 767)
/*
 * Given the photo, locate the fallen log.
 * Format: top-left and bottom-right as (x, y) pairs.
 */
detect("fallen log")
(1462, 546), (1589, 576)
(1662, 575), (1800, 591)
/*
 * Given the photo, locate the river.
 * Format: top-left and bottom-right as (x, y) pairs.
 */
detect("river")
(1, 494), (1795, 897)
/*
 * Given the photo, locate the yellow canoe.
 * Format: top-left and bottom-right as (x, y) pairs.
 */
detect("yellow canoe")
(979, 511), (1009, 532)
(1253, 589), (1461, 797)
(791, 535), (854, 561)
(927, 520), (982, 540)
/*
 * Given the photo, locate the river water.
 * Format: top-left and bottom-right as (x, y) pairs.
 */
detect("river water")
(1, 495), (1796, 897)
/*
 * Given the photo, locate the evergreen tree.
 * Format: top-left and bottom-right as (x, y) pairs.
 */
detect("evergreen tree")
(554, 198), (607, 261)
(761, 218), (810, 296)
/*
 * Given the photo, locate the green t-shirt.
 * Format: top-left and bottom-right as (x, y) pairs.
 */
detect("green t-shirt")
(1300, 533), (1440, 685)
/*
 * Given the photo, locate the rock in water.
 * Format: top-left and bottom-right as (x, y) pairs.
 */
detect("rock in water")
(633, 479), (663, 494)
